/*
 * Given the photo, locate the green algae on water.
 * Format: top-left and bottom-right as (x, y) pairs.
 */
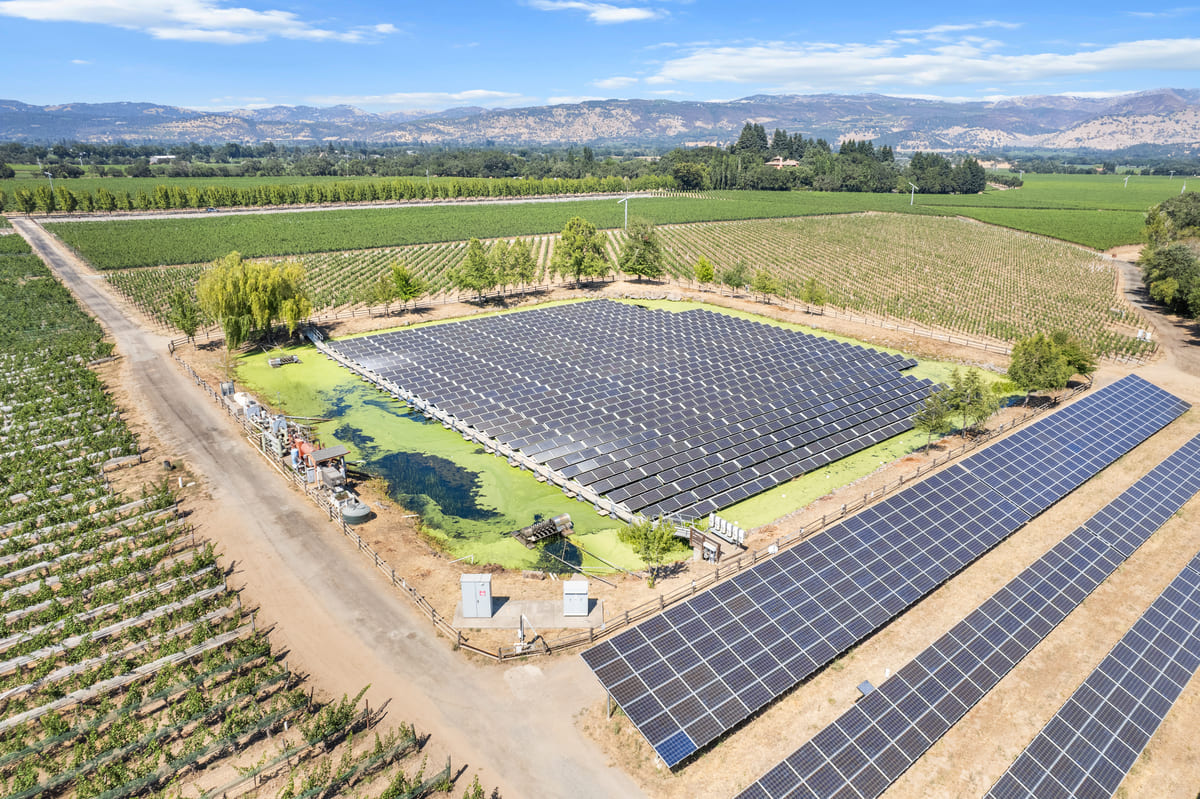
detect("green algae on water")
(237, 344), (640, 572)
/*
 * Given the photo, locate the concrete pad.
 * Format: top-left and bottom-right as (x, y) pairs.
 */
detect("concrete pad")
(454, 597), (604, 630)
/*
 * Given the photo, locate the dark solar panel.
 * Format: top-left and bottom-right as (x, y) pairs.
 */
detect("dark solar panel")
(584, 376), (1188, 767)
(324, 300), (934, 520)
(985, 550), (1200, 799)
(737, 431), (1200, 799)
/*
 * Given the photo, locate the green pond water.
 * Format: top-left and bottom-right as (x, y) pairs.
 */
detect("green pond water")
(237, 299), (1017, 568)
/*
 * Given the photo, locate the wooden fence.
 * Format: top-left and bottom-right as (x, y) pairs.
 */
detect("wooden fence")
(170, 346), (1089, 662)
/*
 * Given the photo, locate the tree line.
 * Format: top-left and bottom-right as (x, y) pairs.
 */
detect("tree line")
(0, 173), (676, 215)
(1140, 191), (1200, 319)
(666, 124), (988, 194)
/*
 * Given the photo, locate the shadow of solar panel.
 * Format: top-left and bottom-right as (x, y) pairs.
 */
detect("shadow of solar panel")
(986, 550), (1200, 799)
(735, 429), (1200, 798)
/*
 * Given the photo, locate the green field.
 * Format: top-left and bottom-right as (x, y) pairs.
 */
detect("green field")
(109, 212), (1151, 358)
(48, 175), (1188, 269)
(51, 191), (940, 269)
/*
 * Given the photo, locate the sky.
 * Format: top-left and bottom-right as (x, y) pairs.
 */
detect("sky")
(1, 0), (1198, 112)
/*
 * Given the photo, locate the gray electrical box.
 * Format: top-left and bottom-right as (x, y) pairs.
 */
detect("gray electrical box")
(563, 577), (589, 617)
(460, 574), (493, 619)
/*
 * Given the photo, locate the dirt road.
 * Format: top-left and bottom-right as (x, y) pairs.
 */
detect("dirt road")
(11, 217), (645, 799)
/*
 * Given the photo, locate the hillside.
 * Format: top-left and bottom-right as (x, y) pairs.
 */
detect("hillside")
(2, 89), (1200, 151)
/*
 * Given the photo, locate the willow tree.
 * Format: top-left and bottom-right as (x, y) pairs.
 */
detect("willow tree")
(197, 251), (312, 351)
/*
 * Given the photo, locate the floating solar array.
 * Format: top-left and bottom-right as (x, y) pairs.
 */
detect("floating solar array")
(582, 375), (1188, 768)
(736, 432), (1200, 799)
(325, 300), (932, 518)
(986, 567), (1200, 797)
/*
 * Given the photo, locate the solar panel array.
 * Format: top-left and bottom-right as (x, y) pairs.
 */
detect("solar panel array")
(582, 375), (1188, 768)
(326, 300), (932, 518)
(736, 432), (1200, 799)
(987, 570), (1200, 794)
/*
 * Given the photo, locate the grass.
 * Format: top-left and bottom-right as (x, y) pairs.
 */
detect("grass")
(235, 341), (640, 571)
(242, 298), (1019, 552)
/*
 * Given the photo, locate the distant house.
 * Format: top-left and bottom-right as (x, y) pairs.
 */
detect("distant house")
(765, 156), (799, 169)
(149, 155), (177, 164)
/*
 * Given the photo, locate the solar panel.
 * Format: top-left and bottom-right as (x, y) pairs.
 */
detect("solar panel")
(986, 550), (1200, 799)
(736, 431), (1200, 799)
(325, 300), (934, 520)
(583, 376), (1188, 768)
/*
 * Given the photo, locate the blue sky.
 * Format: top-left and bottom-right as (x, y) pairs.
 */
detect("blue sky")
(1, 0), (1198, 112)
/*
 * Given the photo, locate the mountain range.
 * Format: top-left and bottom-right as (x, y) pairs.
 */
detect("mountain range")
(2, 89), (1200, 152)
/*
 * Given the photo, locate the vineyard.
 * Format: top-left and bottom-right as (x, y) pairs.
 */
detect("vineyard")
(0, 240), (452, 797)
(657, 215), (1154, 358)
(107, 213), (1151, 358)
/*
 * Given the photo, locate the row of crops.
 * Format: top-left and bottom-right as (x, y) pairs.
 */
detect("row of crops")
(49, 192), (954, 270)
(4, 174), (679, 216)
(0, 238), (454, 797)
(106, 213), (1152, 358)
(657, 215), (1154, 358)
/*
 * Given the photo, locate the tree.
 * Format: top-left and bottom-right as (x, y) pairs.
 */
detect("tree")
(507, 239), (538, 290)
(1008, 332), (1094, 399)
(550, 216), (610, 285)
(1008, 333), (1073, 400)
(488, 239), (513, 293)
(0, 162), (14, 179)
(800, 277), (827, 307)
(717, 261), (749, 294)
(947, 367), (999, 433)
(370, 272), (398, 314)
(165, 289), (201, 345)
(693, 256), (715, 286)
(618, 516), (680, 588)
(671, 162), (707, 191)
(912, 388), (954, 450)
(617, 219), (665, 282)
(13, 188), (35, 214)
(751, 268), (777, 302)
(1049, 331), (1097, 384)
(391, 261), (426, 309)
(453, 237), (496, 298)
(1140, 243), (1200, 317)
(196, 252), (312, 352)
(952, 157), (987, 194)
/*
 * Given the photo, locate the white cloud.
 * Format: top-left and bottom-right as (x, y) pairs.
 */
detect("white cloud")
(648, 36), (1200, 92)
(593, 76), (638, 89)
(894, 20), (1021, 37)
(70, 58), (90, 64)
(0, 0), (397, 44)
(528, 0), (662, 24)
(547, 95), (606, 104)
(1128, 7), (1196, 18)
(305, 89), (531, 110)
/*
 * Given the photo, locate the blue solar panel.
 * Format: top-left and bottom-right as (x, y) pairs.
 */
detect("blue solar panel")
(584, 376), (1189, 767)
(737, 431), (1200, 799)
(985, 550), (1200, 799)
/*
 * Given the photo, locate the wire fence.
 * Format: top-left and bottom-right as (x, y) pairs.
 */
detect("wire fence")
(170, 345), (1090, 662)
